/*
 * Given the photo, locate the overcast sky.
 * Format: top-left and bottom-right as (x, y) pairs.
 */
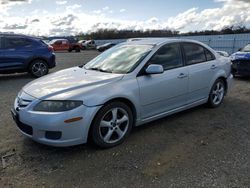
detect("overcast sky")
(0, 0), (250, 36)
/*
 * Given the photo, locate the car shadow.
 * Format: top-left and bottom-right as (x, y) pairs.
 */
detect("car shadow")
(0, 73), (33, 81)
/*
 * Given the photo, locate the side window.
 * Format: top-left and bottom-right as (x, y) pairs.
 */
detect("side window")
(149, 43), (183, 70)
(183, 43), (206, 65)
(4, 37), (32, 49)
(62, 40), (68, 45)
(205, 49), (215, 61)
(55, 41), (62, 45)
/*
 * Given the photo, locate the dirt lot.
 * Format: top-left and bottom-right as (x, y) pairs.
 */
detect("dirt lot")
(0, 51), (250, 188)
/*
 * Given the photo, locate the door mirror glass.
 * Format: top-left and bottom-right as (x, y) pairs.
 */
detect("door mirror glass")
(145, 64), (164, 74)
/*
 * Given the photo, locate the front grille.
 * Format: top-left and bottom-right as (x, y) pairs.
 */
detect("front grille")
(16, 121), (33, 135)
(17, 97), (32, 108)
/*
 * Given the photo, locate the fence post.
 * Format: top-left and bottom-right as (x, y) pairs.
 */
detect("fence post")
(232, 37), (236, 54)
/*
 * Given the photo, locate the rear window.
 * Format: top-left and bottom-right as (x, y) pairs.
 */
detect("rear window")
(4, 37), (33, 49)
(183, 43), (206, 65)
(205, 49), (215, 61)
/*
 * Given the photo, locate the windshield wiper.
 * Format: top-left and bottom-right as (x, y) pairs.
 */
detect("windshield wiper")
(87, 67), (113, 73)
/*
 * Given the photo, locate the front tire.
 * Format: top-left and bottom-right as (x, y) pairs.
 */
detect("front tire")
(29, 60), (49, 78)
(91, 102), (133, 148)
(207, 79), (226, 108)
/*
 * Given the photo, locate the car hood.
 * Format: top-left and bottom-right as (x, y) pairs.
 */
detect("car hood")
(231, 51), (250, 61)
(23, 67), (124, 100)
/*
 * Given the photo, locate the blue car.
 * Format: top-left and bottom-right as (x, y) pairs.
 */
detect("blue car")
(231, 44), (250, 77)
(0, 34), (56, 77)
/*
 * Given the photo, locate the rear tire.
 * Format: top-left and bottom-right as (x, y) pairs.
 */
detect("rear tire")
(207, 79), (226, 108)
(91, 102), (133, 148)
(29, 60), (49, 78)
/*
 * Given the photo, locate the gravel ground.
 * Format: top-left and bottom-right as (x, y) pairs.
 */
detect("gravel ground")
(0, 51), (250, 188)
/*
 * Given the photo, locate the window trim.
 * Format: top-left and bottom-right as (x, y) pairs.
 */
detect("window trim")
(181, 42), (209, 66)
(204, 48), (216, 62)
(138, 42), (184, 76)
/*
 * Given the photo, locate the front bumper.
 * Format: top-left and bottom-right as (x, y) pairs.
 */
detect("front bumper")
(226, 74), (233, 93)
(11, 93), (100, 147)
(231, 60), (250, 76)
(48, 53), (56, 69)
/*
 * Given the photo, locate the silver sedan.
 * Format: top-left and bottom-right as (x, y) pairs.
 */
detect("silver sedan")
(11, 38), (233, 148)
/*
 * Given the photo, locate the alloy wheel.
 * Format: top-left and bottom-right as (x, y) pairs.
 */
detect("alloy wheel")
(31, 61), (48, 77)
(99, 107), (129, 144)
(211, 81), (225, 105)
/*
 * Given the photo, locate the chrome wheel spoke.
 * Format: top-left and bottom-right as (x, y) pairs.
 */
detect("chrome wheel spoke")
(112, 108), (118, 121)
(213, 95), (218, 103)
(115, 127), (124, 138)
(117, 115), (128, 124)
(100, 120), (112, 128)
(104, 129), (113, 142)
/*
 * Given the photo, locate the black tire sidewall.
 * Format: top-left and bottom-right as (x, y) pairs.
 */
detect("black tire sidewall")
(91, 102), (133, 148)
(208, 79), (225, 108)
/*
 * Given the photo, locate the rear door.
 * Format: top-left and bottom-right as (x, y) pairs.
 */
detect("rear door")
(62, 40), (69, 50)
(181, 42), (217, 104)
(2, 36), (34, 70)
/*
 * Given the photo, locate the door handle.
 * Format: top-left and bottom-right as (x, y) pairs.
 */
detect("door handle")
(177, 73), (188, 79)
(211, 65), (218, 69)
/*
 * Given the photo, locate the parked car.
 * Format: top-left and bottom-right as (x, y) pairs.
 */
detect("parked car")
(49, 39), (82, 52)
(81, 40), (97, 50)
(0, 33), (56, 77)
(216, 51), (229, 57)
(78, 40), (86, 45)
(97, 43), (116, 52)
(231, 44), (250, 77)
(11, 38), (233, 148)
(49, 39), (70, 51)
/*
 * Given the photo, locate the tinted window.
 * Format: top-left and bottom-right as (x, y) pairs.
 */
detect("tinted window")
(205, 49), (215, 61)
(55, 41), (62, 45)
(183, 43), (206, 65)
(0, 37), (2, 49)
(4, 37), (33, 49)
(149, 43), (183, 70)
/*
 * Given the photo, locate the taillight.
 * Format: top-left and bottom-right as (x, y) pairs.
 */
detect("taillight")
(48, 45), (54, 52)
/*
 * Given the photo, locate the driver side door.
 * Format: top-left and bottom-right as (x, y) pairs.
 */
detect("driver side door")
(137, 43), (189, 119)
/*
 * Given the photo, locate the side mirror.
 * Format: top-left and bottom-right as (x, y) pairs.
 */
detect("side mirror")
(145, 64), (164, 75)
(238, 48), (242, 51)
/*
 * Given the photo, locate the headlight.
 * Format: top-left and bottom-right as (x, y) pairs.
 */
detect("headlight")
(33, 100), (83, 112)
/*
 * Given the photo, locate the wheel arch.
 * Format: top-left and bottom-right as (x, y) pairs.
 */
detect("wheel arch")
(217, 76), (228, 94)
(102, 97), (137, 124)
(27, 57), (48, 70)
(87, 97), (138, 143)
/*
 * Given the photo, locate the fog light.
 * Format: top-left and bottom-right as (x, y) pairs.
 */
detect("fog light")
(64, 117), (83, 123)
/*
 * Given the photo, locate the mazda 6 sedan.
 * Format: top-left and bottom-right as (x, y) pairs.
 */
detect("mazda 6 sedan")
(11, 38), (233, 148)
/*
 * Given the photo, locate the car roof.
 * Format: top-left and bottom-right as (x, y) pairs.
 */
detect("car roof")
(0, 33), (40, 40)
(125, 38), (204, 46)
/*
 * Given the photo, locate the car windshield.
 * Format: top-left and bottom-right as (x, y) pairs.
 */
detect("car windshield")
(84, 44), (153, 74)
(241, 44), (250, 52)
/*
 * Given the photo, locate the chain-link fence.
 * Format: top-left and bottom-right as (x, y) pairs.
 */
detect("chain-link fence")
(96, 33), (250, 55)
